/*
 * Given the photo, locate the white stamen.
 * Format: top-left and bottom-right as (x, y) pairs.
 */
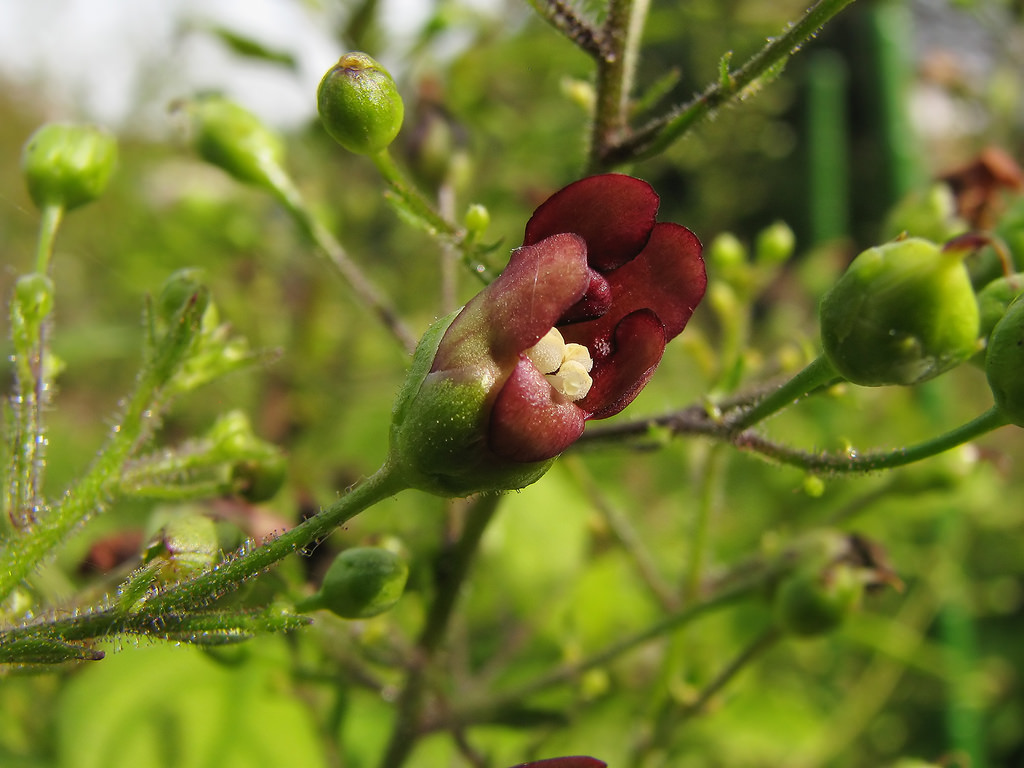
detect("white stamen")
(524, 327), (594, 402)
(547, 360), (593, 400)
(525, 327), (566, 374)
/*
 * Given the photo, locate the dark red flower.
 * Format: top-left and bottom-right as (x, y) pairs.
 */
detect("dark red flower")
(495, 174), (705, 460)
(390, 174), (705, 495)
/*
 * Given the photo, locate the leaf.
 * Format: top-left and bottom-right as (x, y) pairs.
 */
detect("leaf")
(204, 25), (297, 70)
(56, 641), (326, 768)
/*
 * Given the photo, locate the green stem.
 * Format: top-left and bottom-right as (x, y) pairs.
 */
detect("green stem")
(370, 148), (460, 239)
(437, 577), (758, 731)
(601, 0), (859, 167)
(588, 0), (642, 172)
(683, 444), (725, 603)
(34, 203), (64, 275)
(0, 295), (207, 600)
(737, 406), (1010, 473)
(527, 0), (605, 59)
(378, 493), (502, 768)
(145, 462), (408, 613)
(727, 354), (840, 432)
(262, 162), (418, 354)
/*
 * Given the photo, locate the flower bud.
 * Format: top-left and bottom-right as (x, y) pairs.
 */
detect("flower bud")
(464, 203), (490, 237)
(183, 95), (286, 190)
(21, 122), (117, 211)
(755, 221), (795, 266)
(298, 546), (408, 619)
(985, 295), (1024, 426)
(317, 52), (404, 155)
(819, 237), (980, 386)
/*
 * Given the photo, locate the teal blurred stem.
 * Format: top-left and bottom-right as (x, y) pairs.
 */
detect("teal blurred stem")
(938, 506), (987, 768)
(805, 49), (850, 244)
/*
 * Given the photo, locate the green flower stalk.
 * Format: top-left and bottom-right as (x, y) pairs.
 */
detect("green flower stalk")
(819, 236), (980, 386)
(317, 52), (405, 156)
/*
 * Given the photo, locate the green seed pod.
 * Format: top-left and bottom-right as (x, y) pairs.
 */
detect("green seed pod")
(300, 547), (408, 619)
(317, 52), (404, 155)
(819, 237), (980, 386)
(185, 95), (286, 190)
(21, 122), (117, 211)
(986, 295), (1024, 426)
(774, 563), (861, 637)
(14, 273), (55, 326)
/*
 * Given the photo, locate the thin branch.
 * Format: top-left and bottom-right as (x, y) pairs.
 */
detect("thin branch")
(599, 0), (859, 167)
(527, 0), (608, 60)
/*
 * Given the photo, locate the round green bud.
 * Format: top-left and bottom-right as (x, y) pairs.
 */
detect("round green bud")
(302, 547), (409, 619)
(707, 232), (747, 270)
(819, 237), (980, 386)
(317, 52), (404, 155)
(755, 221), (796, 266)
(464, 203), (490, 237)
(14, 273), (55, 325)
(774, 564), (861, 637)
(985, 295), (1024, 426)
(185, 95), (286, 190)
(21, 122), (117, 211)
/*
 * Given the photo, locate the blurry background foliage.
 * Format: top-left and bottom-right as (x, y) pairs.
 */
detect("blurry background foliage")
(3, 0), (1024, 766)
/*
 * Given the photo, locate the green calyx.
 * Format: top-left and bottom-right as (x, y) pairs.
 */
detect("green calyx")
(185, 95), (286, 190)
(299, 547), (409, 620)
(819, 237), (980, 386)
(387, 312), (554, 497)
(986, 295), (1024, 426)
(317, 52), (404, 156)
(21, 122), (117, 211)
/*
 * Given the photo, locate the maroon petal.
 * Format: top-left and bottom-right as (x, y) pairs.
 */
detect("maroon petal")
(559, 271), (612, 324)
(433, 233), (590, 372)
(524, 175), (659, 272)
(602, 222), (706, 340)
(511, 759), (607, 768)
(574, 310), (666, 420)
(489, 357), (587, 462)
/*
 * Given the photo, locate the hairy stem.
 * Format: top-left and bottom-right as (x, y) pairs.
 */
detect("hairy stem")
(727, 354), (841, 432)
(735, 406), (1010, 473)
(601, 0), (859, 167)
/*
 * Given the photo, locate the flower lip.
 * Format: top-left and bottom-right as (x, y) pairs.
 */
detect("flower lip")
(524, 173), (660, 272)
